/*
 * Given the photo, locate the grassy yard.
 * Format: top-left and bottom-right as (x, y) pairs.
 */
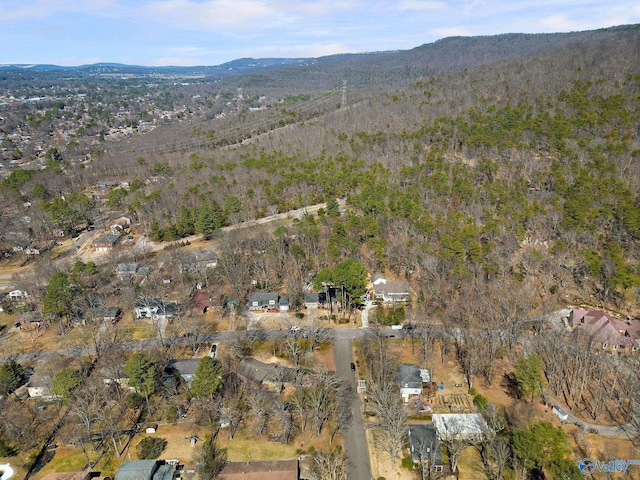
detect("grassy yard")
(223, 435), (299, 462)
(32, 446), (98, 480)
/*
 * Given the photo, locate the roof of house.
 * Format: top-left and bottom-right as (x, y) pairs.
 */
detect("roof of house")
(371, 272), (386, 284)
(373, 280), (410, 296)
(135, 298), (178, 314)
(398, 363), (429, 388)
(432, 413), (489, 441)
(248, 292), (279, 303)
(236, 358), (295, 385)
(115, 263), (139, 273)
(408, 424), (443, 464)
(571, 309), (639, 347)
(93, 234), (120, 246)
(166, 359), (201, 377)
(220, 459), (299, 480)
(304, 293), (319, 303)
(114, 460), (158, 480)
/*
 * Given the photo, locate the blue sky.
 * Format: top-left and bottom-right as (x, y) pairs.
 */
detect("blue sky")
(2, 0), (639, 66)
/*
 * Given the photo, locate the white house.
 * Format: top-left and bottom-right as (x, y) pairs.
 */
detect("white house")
(135, 298), (178, 320)
(8, 289), (28, 299)
(27, 374), (55, 400)
(398, 363), (430, 403)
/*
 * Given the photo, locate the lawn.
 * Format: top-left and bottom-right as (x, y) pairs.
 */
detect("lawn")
(223, 435), (299, 462)
(32, 446), (96, 480)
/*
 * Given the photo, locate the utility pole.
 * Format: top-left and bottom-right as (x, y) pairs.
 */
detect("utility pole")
(340, 80), (347, 110)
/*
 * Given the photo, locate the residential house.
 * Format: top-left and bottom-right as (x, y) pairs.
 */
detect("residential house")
(304, 293), (319, 309)
(219, 459), (299, 480)
(432, 413), (489, 442)
(373, 281), (410, 303)
(92, 234), (120, 252)
(115, 263), (152, 281)
(247, 292), (279, 310)
(8, 289), (28, 299)
(398, 363), (430, 403)
(165, 359), (201, 385)
(570, 309), (639, 352)
(96, 180), (119, 190)
(371, 272), (387, 286)
(17, 311), (45, 331)
(408, 424), (452, 476)
(279, 297), (290, 311)
(25, 245), (48, 255)
(27, 374), (55, 399)
(114, 460), (174, 480)
(236, 358), (296, 392)
(178, 251), (218, 273)
(188, 289), (227, 315)
(96, 363), (131, 390)
(135, 298), (178, 320)
(85, 307), (122, 325)
(110, 216), (131, 235)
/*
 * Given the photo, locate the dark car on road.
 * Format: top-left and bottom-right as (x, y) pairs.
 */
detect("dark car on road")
(350, 362), (356, 371)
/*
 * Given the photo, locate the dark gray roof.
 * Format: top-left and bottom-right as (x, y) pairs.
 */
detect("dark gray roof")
(248, 292), (279, 303)
(114, 460), (158, 480)
(304, 293), (319, 303)
(398, 363), (423, 389)
(408, 424), (442, 464)
(236, 358), (295, 385)
(153, 464), (175, 480)
(116, 263), (138, 273)
(166, 358), (200, 377)
(93, 234), (120, 246)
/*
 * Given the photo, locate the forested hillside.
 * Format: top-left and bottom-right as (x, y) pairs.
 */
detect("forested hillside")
(3, 25), (640, 314)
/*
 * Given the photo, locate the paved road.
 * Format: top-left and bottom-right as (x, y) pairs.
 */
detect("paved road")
(333, 337), (373, 480)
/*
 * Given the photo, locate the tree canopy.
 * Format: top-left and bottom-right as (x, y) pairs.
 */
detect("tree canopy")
(51, 367), (82, 400)
(332, 259), (368, 306)
(43, 272), (74, 320)
(512, 421), (572, 472)
(0, 360), (28, 396)
(191, 357), (224, 399)
(514, 354), (546, 402)
(125, 353), (159, 399)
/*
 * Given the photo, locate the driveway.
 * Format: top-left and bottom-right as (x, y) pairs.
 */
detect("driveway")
(333, 337), (372, 480)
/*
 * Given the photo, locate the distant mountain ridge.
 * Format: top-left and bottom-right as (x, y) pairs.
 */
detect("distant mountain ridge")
(0, 58), (313, 77)
(1, 23), (638, 86)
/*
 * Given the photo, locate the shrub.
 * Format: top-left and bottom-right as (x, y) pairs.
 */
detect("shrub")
(473, 393), (489, 412)
(136, 437), (167, 459)
(166, 403), (178, 423)
(401, 455), (415, 469)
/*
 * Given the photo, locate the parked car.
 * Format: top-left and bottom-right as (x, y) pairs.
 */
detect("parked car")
(350, 362), (356, 371)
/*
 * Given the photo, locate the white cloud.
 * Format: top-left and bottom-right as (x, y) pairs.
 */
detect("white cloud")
(138, 0), (280, 31)
(395, 0), (447, 12)
(432, 26), (474, 37)
(538, 14), (588, 32)
(245, 41), (349, 59)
